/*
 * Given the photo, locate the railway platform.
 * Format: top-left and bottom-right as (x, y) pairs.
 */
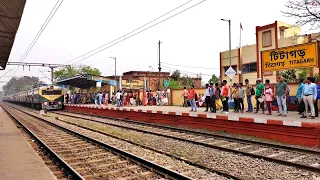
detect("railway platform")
(64, 104), (320, 147)
(0, 107), (56, 180)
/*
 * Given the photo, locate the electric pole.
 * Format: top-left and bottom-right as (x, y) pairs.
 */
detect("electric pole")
(158, 40), (161, 72)
(50, 67), (54, 83)
(158, 40), (162, 90)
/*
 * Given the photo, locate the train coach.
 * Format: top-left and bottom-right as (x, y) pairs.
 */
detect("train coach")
(2, 85), (64, 110)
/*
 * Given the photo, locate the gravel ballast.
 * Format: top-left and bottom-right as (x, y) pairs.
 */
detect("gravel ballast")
(45, 112), (320, 180)
(10, 107), (227, 180)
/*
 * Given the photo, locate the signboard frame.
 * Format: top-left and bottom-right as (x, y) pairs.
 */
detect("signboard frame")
(261, 42), (319, 72)
(121, 79), (144, 89)
(225, 66), (237, 79)
(164, 79), (169, 87)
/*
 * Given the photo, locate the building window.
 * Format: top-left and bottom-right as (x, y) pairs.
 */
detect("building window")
(262, 30), (272, 47)
(280, 29), (285, 39)
(224, 65), (237, 75)
(242, 62), (257, 73)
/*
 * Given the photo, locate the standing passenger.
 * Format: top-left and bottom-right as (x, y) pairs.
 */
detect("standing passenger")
(215, 83), (222, 111)
(232, 83), (239, 112)
(296, 78), (305, 114)
(245, 79), (253, 112)
(116, 90), (121, 107)
(264, 85), (274, 115)
(237, 83), (245, 113)
(254, 78), (265, 114)
(210, 82), (216, 113)
(301, 77), (317, 119)
(221, 80), (229, 114)
(188, 85), (197, 112)
(275, 77), (288, 117)
(182, 87), (189, 107)
(204, 84), (211, 112)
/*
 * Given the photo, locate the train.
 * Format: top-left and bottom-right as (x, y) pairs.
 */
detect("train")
(2, 85), (64, 110)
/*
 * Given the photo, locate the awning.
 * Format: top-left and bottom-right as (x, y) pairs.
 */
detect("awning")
(0, 0), (26, 70)
(56, 74), (116, 89)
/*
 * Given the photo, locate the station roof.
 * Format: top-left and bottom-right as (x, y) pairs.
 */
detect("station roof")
(0, 0), (26, 70)
(56, 74), (116, 89)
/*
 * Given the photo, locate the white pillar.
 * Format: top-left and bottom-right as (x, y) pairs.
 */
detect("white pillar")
(144, 76), (147, 90)
(119, 76), (122, 90)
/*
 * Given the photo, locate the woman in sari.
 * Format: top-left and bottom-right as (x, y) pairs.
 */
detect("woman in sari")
(148, 90), (153, 106)
(82, 93), (86, 104)
(126, 91), (131, 106)
(142, 90), (147, 106)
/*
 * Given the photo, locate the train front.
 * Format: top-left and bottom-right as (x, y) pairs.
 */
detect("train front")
(39, 86), (64, 110)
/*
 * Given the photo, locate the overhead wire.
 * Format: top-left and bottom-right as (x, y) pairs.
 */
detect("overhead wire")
(38, 69), (51, 81)
(3, 0), (64, 79)
(63, 0), (196, 65)
(68, 0), (207, 65)
(162, 65), (212, 76)
(162, 62), (219, 69)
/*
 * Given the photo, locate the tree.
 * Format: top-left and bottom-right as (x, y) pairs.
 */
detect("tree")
(3, 76), (44, 95)
(79, 65), (101, 76)
(53, 65), (102, 81)
(168, 80), (180, 89)
(297, 68), (312, 80)
(208, 74), (220, 84)
(276, 69), (297, 83)
(180, 75), (193, 87)
(170, 70), (181, 81)
(53, 65), (78, 81)
(283, 0), (320, 31)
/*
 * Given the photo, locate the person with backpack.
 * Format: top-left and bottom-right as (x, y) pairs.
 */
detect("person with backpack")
(245, 79), (254, 112)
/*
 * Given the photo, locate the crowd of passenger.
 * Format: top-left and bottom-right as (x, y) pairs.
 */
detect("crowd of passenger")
(65, 89), (169, 107)
(182, 76), (320, 119)
(113, 89), (168, 107)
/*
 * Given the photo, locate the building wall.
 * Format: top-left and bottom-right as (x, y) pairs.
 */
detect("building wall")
(108, 71), (202, 92)
(278, 36), (308, 48)
(277, 21), (301, 39)
(242, 45), (256, 64)
(257, 26), (277, 81)
(241, 45), (257, 84)
(221, 49), (239, 84)
(171, 88), (206, 106)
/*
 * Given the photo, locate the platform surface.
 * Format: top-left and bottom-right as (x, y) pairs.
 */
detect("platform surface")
(0, 107), (57, 180)
(67, 103), (320, 126)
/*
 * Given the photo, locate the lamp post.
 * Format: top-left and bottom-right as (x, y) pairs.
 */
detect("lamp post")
(221, 19), (232, 99)
(109, 57), (117, 91)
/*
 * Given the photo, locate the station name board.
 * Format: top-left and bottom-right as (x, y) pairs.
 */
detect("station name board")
(262, 42), (318, 71)
(122, 80), (144, 89)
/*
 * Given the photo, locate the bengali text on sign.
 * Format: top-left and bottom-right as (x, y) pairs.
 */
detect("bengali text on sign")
(262, 42), (318, 71)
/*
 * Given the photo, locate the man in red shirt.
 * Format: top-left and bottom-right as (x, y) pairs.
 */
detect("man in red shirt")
(221, 80), (229, 114)
(188, 85), (197, 112)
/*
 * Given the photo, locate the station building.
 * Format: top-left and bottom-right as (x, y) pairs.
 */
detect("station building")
(220, 21), (320, 85)
(58, 71), (202, 94)
(106, 71), (202, 92)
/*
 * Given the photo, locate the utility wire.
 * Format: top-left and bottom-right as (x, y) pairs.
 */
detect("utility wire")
(63, 0), (196, 65)
(69, 0), (206, 65)
(162, 62), (219, 69)
(162, 65), (212, 76)
(38, 69), (51, 81)
(4, 0), (64, 79)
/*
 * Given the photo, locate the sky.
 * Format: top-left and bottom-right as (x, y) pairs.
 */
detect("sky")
(0, 0), (310, 88)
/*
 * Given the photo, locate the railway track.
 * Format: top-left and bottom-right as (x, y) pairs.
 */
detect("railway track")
(52, 110), (320, 174)
(1, 104), (195, 180)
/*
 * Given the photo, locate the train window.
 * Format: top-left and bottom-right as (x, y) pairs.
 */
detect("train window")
(42, 90), (62, 95)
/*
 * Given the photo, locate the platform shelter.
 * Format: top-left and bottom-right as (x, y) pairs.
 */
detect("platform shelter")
(56, 74), (117, 93)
